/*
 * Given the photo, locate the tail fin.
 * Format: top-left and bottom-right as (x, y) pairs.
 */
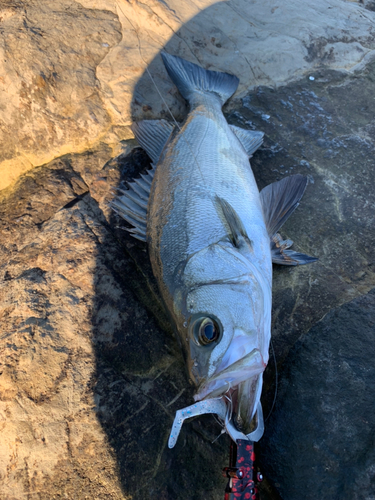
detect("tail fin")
(161, 52), (239, 105)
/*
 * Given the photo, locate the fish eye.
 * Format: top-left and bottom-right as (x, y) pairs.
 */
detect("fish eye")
(195, 317), (220, 346)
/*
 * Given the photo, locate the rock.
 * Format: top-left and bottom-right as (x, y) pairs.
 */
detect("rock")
(1, 0), (375, 190)
(0, 0), (122, 190)
(0, 144), (229, 499)
(1, 1), (375, 499)
(0, 146), (127, 499)
(260, 289), (375, 500)
(236, 64), (375, 363)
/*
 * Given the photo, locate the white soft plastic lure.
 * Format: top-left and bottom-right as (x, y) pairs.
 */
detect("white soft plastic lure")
(112, 52), (316, 442)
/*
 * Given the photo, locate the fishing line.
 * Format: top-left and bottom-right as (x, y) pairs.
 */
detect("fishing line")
(224, 390), (234, 424)
(114, 1), (182, 131)
(211, 428), (226, 444)
(115, 0), (210, 186)
(265, 338), (278, 422)
(208, 385), (234, 430)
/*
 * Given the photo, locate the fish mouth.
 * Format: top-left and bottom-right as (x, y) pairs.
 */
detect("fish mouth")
(193, 348), (266, 402)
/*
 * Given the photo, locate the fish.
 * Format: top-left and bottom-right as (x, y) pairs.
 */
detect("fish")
(112, 52), (317, 439)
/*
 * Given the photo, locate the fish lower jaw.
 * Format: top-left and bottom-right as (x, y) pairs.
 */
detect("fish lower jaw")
(193, 349), (266, 402)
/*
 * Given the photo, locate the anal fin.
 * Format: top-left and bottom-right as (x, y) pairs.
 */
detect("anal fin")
(230, 125), (264, 157)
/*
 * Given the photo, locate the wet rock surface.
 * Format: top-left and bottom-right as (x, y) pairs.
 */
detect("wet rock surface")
(1, 1), (375, 499)
(235, 64), (375, 364)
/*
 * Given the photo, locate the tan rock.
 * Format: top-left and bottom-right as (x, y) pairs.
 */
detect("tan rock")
(0, 0), (122, 191)
(0, 147), (127, 499)
(1, 0), (375, 190)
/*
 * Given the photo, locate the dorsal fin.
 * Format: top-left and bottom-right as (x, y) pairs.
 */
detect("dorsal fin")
(131, 120), (174, 163)
(111, 164), (156, 242)
(230, 125), (264, 157)
(215, 196), (252, 249)
(260, 174), (307, 237)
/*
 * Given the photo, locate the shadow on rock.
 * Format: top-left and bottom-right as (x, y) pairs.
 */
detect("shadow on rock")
(92, 145), (231, 500)
(261, 289), (375, 500)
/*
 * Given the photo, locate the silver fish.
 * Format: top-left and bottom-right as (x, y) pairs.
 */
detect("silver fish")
(112, 53), (316, 438)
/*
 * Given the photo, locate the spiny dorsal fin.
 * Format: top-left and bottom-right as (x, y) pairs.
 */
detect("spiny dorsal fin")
(230, 125), (264, 158)
(260, 174), (307, 237)
(110, 164), (156, 242)
(131, 120), (174, 163)
(215, 196), (252, 249)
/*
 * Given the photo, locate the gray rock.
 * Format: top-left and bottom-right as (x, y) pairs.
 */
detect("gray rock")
(260, 289), (375, 500)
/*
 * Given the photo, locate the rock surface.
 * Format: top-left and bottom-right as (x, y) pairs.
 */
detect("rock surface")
(261, 289), (375, 500)
(1, 0), (375, 190)
(1, 1), (375, 499)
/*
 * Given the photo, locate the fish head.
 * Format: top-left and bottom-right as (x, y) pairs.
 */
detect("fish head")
(174, 241), (271, 430)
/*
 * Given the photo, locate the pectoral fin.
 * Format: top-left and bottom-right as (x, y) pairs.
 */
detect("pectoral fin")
(215, 196), (252, 249)
(260, 174), (307, 236)
(260, 175), (317, 265)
